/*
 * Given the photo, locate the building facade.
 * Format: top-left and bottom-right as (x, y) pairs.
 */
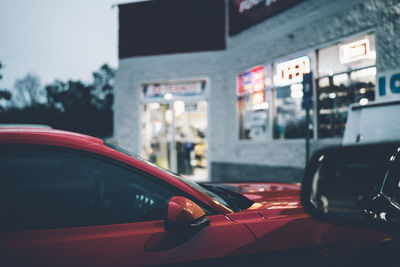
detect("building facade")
(115, 0), (400, 182)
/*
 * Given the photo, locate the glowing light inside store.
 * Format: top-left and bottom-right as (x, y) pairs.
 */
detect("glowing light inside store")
(359, 98), (369, 105)
(252, 102), (269, 110)
(290, 83), (303, 91)
(165, 109), (172, 124)
(350, 67), (376, 82)
(164, 93), (173, 100)
(174, 101), (185, 117)
(333, 73), (348, 85)
(318, 77), (330, 88)
(154, 121), (162, 134)
(328, 93), (336, 99)
(149, 103), (160, 110)
(291, 91), (303, 98)
(290, 83), (304, 98)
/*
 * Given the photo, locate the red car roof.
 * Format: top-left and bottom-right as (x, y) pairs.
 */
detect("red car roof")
(0, 127), (103, 147)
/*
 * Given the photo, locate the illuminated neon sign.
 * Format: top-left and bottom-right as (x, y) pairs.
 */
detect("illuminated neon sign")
(339, 39), (370, 64)
(237, 66), (265, 95)
(274, 56), (310, 87)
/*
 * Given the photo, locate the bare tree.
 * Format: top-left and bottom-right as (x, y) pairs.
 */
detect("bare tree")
(0, 61), (12, 110)
(0, 61), (3, 80)
(13, 73), (42, 107)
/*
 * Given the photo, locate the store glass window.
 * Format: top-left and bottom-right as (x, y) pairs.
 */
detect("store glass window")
(272, 56), (314, 139)
(317, 33), (376, 138)
(237, 66), (269, 140)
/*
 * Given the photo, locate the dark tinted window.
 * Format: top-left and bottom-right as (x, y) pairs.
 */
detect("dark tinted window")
(0, 145), (175, 231)
(307, 144), (398, 220)
(316, 147), (390, 201)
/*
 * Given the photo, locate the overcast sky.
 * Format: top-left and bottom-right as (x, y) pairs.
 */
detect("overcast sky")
(0, 0), (140, 90)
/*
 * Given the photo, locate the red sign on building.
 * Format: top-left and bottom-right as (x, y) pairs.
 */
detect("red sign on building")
(237, 66), (265, 95)
(229, 0), (304, 35)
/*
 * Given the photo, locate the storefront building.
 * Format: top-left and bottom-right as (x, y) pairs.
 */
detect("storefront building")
(115, 0), (400, 182)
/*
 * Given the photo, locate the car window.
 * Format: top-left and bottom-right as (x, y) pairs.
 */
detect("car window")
(0, 145), (175, 232)
(309, 146), (393, 218)
(317, 153), (380, 197)
(105, 142), (231, 209)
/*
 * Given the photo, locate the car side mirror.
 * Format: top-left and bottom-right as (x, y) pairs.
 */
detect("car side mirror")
(165, 196), (210, 230)
(301, 143), (400, 233)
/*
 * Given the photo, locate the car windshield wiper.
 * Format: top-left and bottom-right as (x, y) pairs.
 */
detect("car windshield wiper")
(200, 184), (253, 212)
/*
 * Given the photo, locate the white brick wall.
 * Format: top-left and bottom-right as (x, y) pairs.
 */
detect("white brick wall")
(114, 0), (400, 172)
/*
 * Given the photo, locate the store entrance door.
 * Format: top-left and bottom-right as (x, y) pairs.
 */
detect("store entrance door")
(142, 103), (172, 171)
(142, 100), (208, 182)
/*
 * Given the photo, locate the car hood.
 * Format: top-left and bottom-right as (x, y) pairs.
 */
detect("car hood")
(211, 182), (302, 213)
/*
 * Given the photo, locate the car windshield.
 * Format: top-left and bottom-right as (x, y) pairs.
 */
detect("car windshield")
(104, 142), (232, 209)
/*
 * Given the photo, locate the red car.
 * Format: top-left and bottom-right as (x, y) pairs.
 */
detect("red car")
(0, 128), (391, 266)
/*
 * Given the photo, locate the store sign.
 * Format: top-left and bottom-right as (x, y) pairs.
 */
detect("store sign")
(377, 68), (400, 99)
(237, 66), (265, 95)
(238, 0), (264, 13)
(339, 39), (370, 64)
(142, 80), (206, 100)
(229, 0), (304, 35)
(274, 56), (310, 87)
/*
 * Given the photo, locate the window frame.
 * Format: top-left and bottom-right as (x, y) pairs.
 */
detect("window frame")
(315, 32), (376, 139)
(236, 65), (272, 141)
(270, 52), (317, 141)
(315, 65), (376, 138)
(236, 32), (377, 142)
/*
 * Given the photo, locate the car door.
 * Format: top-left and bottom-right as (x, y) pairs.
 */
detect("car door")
(0, 144), (259, 266)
